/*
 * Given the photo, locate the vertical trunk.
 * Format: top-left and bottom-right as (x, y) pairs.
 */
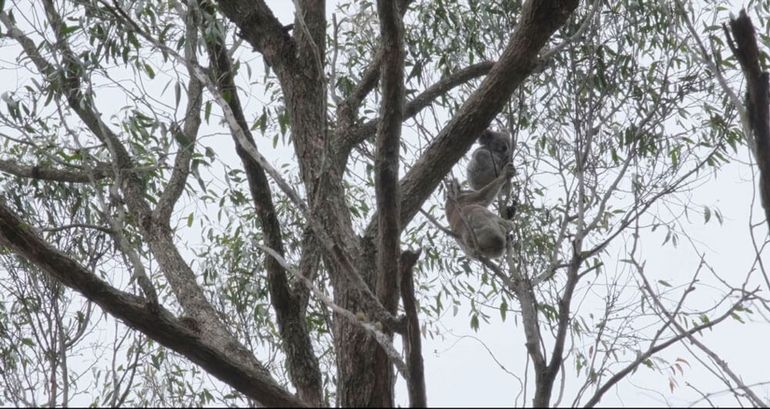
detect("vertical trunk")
(371, 0), (406, 405)
(279, 1), (392, 406)
(727, 11), (770, 232)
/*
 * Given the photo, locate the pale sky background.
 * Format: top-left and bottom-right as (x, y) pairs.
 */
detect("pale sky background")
(1, 0), (768, 407)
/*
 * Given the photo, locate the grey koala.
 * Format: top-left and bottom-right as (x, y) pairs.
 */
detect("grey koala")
(466, 129), (511, 191)
(445, 163), (516, 260)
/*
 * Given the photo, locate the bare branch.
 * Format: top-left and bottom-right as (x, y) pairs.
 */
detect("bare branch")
(338, 61), (495, 156)
(584, 267), (759, 407)
(0, 159), (107, 183)
(638, 269), (766, 407)
(198, 1), (324, 404)
(154, 6), (203, 224)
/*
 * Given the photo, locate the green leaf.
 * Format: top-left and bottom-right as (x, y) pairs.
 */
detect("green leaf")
(174, 81), (181, 109)
(144, 63), (155, 79)
(204, 101), (212, 123)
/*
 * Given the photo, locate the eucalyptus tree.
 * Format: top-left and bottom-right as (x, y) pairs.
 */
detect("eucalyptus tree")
(0, 0), (766, 407)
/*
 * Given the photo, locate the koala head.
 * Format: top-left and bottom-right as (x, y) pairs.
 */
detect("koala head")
(478, 129), (511, 156)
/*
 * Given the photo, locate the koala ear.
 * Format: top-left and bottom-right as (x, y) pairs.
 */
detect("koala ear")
(478, 129), (493, 145)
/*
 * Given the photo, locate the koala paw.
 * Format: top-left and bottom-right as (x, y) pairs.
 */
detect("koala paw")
(506, 202), (517, 220)
(503, 163), (516, 177)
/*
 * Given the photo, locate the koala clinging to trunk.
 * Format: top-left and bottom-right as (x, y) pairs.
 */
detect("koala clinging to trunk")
(445, 162), (516, 260)
(466, 129), (511, 191)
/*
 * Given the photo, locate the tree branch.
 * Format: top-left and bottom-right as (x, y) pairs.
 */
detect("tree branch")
(154, 6), (203, 225)
(374, 0), (405, 331)
(256, 242), (408, 376)
(199, 2), (323, 404)
(0, 200), (304, 407)
(0, 159), (108, 183)
(364, 0), (580, 239)
(214, 0), (295, 76)
(335, 0), (414, 142)
(16, 2), (284, 394)
(725, 10), (770, 232)
(584, 282), (758, 407)
(399, 249), (426, 407)
(338, 61), (495, 156)
(372, 0), (406, 402)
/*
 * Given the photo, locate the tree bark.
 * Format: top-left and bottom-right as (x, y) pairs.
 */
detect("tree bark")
(372, 0), (406, 405)
(202, 2), (324, 404)
(726, 10), (770, 232)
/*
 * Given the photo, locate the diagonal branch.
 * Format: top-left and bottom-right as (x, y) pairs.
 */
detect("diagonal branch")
(214, 0), (295, 76)
(584, 290), (756, 407)
(9, 3), (285, 397)
(256, 242), (408, 376)
(338, 61), (495, 156)
(0, 200), (305, 407)
(337, 0), (599, 159)
(363, 0), (580, 241)
(335, 0), (414, 140)
(107, 1), (401, 334)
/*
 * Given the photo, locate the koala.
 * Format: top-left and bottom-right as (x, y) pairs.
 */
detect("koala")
(445, 162), (516, 260)
(466, 129), (511, 191)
